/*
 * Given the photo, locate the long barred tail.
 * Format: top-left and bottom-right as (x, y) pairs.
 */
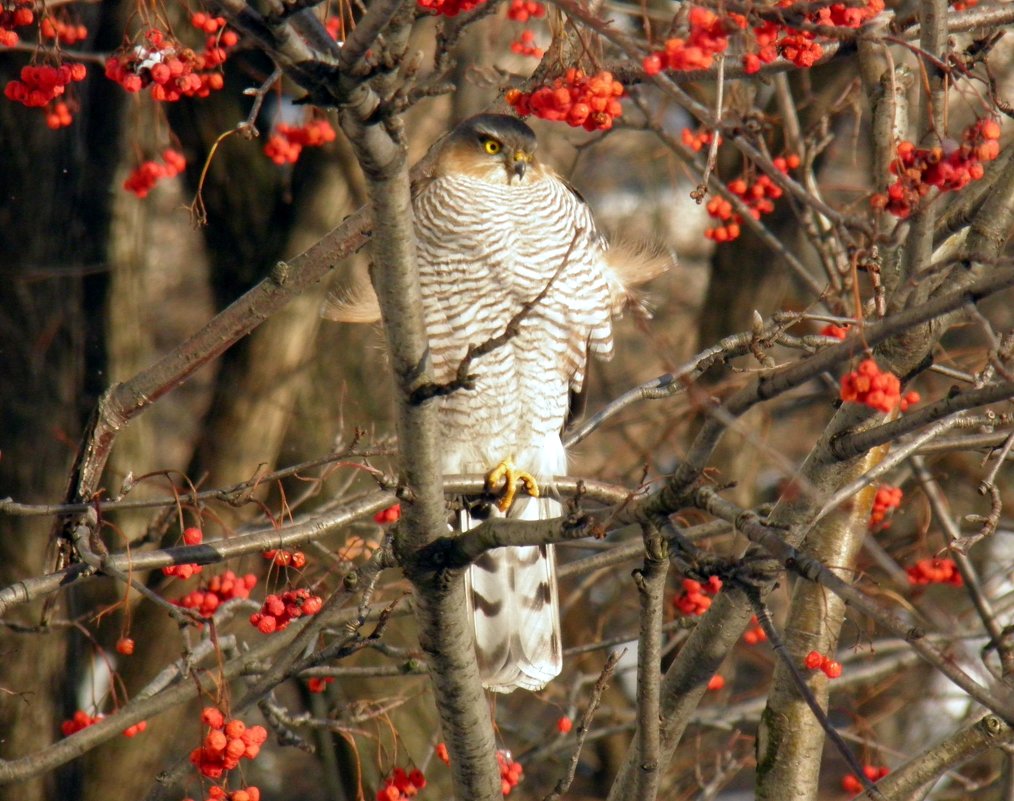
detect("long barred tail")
(463, 495), (562, 693)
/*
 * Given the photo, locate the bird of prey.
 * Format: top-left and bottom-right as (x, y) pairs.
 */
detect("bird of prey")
(327, 113), (665, 692)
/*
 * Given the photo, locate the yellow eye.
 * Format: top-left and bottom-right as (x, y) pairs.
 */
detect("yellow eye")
(482, 138), (502, 155)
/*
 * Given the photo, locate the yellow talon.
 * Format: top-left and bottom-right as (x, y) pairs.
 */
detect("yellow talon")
(485, 458), (539, 512)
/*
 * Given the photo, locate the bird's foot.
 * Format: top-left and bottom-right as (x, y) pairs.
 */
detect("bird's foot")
(485, 458), (539, 512)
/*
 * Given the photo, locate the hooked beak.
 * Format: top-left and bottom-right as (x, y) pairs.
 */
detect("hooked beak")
(510, 150), (531, 180)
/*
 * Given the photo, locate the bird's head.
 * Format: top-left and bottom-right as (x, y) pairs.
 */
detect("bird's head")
(435, 114), (542, 185)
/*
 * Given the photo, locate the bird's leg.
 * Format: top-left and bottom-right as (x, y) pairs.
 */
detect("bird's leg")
(485, 458), (539, 512)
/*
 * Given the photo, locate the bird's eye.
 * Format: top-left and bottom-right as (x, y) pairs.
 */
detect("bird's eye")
(482, 138), (502, 155)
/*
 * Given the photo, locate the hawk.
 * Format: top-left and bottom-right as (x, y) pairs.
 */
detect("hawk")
(328, 113), (665, 692)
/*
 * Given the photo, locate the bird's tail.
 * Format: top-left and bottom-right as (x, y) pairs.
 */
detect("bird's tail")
(463, 494), (562, 693)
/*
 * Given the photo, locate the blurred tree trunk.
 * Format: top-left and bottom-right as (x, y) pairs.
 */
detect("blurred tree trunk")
(0, 3), (129, 800)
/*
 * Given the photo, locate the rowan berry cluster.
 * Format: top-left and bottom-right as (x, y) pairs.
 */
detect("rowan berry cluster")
(374, 504), (401, 524)
(804, 650), (842, 678)
(869, 485), (902, 529)
(249, 588), (324, 633)
(642, 7), (739, 75)
(820, 323), (850, 339)
(707, 674), (726, 690)
(673, 576), (723, 616)
(507, 0), (545, 22)
(510, 29), (543, 59)
(872, 117), (1002, 218)
(840, 359), (919, 414)
(190, 707), (268, 779)
(262, 548), (306, 568)
(506, 69), (624, 132)
(842, 765), (889, 793)
(705, 155), (799, 242)
(61, 709), (148, 737)
(40, 17), (89, 45)
(44, 101), (73, 129)
(907, 557), (962, 586)
(0, 0), (34, 46)
(324, 16), (343, 39)
(744, 0), (884, 74)
(184, 787), (261, 801)
(175, 570), (258, 617)
(123, 720), (148, 737)
(61, 710), (103, 735)
(104, 20), (237, 101)
(376, 767), (427, 801)
(161, 524), (204, 577)
(681, 126), (719, 153)
(263, 119), (337, 165)
(4, 63), (87, 110)
(497, 751), (524, 796)
(123, 150), (187, 200)
(742, 615), (767, 645)
(306, 676), (334, 693)
(416, 0), (486, 17)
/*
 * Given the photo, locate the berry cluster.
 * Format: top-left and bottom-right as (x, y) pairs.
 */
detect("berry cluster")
(105, 21), (237, 101)
(263, 119), (337, 165)
(681, 126), (719, 153)
(820, 323), (850, 339)
(40, 16), (89, 45)
(510, 30), (543, 59)
(62, 709), (148, 738)
(44, 101), (73, 129)
(184, 787), (261, 801)
(433, 744), (523, 794)
(742, 615), (767, 645)
(0, 0), (34, 47)
(249, 588), (324, 633)
(123, 720), (148, 737)
(506, 69), (624, 132)
(556, 716), (573, 734)
(869, 485), (903, 529)
(324, 16), (343, 39)
(61, 710), (103, 736)
(673, 576), (723, 616)
(907, 557), (963, 587)
(497, 751), (524, 796)
(4, 63), (87, 110)
(416, 0), (486, 17)
(705, 155), (799, 243)
(175, 570), (258, 617)
(842, 765), (889, 793)
(744, 0), (883, 74)
(642, 7), (740, 75)
(376, 767), (426, 801)
(839, 359), (919, 414)
(161, 524), (204, 577)
(374, 504), (401, 524)
(804, 650), (842, 678)
(262, 548), (306, 568)
(306, 676), (334, 693)
(123, 148), (186, 198)
(707, 674), (726, 691)
(507, 0), (545, 22)
(872, 118), (1002, 218)
(190, 708), (268, 779)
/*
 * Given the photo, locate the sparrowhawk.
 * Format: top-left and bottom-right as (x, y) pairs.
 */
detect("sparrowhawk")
(328, 113), (664, 692)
